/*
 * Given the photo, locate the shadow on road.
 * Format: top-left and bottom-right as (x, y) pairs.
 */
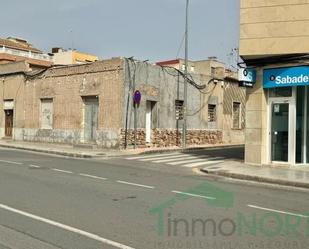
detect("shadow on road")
(184, 145), (244, 162)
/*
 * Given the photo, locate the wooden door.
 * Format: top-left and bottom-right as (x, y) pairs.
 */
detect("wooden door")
(5, 110), (13, 137)
(83, 97), (99, 142)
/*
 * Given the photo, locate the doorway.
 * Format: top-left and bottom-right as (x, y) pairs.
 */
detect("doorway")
(146, 101), (156, 144)
(4, 110), (13, 137)
(268, 87), (296, 165)
(83, 97), (99, 142)
(271, 102), (290, 162)
(295, 86), (309, 164)
(268, 86), (309, 165)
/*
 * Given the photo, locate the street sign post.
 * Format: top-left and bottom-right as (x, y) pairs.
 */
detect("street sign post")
(133, 90), (141, 149)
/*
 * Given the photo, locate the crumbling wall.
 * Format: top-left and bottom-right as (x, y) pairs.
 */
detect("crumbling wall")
(2, 59), (125, 148)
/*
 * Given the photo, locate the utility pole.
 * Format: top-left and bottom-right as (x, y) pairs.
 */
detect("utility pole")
(182, 0), (189, 148)
(132, 61), (137, 149)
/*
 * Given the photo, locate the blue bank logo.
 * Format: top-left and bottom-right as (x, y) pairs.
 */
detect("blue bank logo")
(264, 65), (309, 88)
(239, 68), (256, 83)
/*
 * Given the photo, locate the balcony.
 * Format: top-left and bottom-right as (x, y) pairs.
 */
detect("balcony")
(0, 46), (53, 62)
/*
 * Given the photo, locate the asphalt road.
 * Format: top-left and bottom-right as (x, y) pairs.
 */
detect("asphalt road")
(0, 146), (308, 249)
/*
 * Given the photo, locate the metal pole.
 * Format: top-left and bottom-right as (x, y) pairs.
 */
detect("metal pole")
(132, 62), (137, 149)
(182, 0), (189, 148)
(134, 102), (137, 149)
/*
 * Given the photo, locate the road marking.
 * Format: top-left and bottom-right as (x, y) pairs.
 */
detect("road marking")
(0, 203), (135, 249)
(152, 156), (199, 163)
(0, 160), (23, 165)
(140, 155), (189, 161)
(79, 173), (107, 181)
(52, 169), (73, 174)
(172, 191), (216, 200)
(168, 158), (206, 165)
(117, 180), (155, 189)
(126, 153), (179, 160)
(182, 160), (224, 168)
(248, 204), (309, 218)
(29, 164), (41, 168)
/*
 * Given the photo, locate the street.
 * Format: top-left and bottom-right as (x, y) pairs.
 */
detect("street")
(0, 147), (308, 249)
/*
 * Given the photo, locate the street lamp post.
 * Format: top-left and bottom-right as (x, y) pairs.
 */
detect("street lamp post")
(182, 0), (189, 148)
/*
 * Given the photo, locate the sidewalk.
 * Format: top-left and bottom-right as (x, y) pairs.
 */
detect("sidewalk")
(0, 140), (124, 158)
(201, 161), (309, 189)
(0, 140), (243, 158)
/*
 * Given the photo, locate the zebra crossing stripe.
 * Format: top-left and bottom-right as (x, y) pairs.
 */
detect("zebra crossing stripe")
(167, 158), (206, 165)
(139, 155), (188, 161)
(152, 156), (199, 163)
(182, 160), (224, 168)
(125, 153), (179, 160)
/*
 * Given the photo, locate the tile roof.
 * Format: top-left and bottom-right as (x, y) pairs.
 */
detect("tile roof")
(0, 37), (42, 53)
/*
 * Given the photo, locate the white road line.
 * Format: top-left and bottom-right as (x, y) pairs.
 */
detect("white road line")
(79, 173), (107, 181)
(152, 156), (199, 163)
(140, 155), (189, 162)
(126, 153), (179, 160)
(52, 169), (73, 174)
(0, 203), (135, 249)
(0, 160), (23, 165)
(117, 180), (155, 189)
(172, 191), (216, 200)
(168, 158), (206, 165)
(182, 160), (224, 168)
(29, 164), (41, 168)
(248, 204), (309, 218)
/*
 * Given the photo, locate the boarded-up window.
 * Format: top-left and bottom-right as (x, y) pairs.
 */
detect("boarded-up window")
(232, 102), (241, 129)
(208, 104), (216, 123)
(41, 99), (53, 129)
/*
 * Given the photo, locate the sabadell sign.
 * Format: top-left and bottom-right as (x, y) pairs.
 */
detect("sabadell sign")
(263, 65), (309, 88)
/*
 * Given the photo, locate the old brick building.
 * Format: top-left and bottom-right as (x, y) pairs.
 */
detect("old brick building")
(0, 58), (245, 149)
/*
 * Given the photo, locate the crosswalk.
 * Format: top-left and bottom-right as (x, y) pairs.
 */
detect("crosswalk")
(125, 153), (224, 168)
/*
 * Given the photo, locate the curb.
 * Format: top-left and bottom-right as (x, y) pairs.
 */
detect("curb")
(130, 144), (244, 156)
(200, 168), (309, 189)
(0, 143), (244, 159)
(0, 144), (95, 158)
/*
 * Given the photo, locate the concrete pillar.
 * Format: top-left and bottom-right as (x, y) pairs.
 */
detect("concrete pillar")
(245, 68), (268, 165)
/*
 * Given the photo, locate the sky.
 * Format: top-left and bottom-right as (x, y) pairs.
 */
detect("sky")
(1, 0), (240, 64)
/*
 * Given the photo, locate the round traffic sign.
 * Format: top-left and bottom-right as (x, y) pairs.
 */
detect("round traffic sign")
(133, 90), (141, 104)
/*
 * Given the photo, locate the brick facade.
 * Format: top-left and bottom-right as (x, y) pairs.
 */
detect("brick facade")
(0, 59), (124, 148)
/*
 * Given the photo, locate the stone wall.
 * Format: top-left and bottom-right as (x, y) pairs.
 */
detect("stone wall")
(121, 129), (222, 148)
(120, 129), (146, 148)
(185, 130), (223, 146)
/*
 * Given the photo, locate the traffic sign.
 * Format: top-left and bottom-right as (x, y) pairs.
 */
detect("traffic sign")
(133, 90), (141, 104)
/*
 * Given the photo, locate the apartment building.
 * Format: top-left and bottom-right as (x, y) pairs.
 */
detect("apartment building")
(52, 48), (98, 65)
(156, 57), (226, 77)
(240, 0), (309, 166)
(0, 37), (53, 69)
